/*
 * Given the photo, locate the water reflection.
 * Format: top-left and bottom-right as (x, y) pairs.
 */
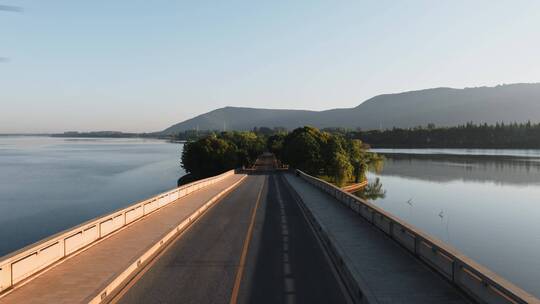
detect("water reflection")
(353, 177), (386, 200)
(0, 137), (183, 256)
(377, 153), (540, 185)
(360, 150), (540, 297)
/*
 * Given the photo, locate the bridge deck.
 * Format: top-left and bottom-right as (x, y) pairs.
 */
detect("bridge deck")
(116, 173), (347, 304)
(0, 174), (245, 304)
(284, 173), (471, 304)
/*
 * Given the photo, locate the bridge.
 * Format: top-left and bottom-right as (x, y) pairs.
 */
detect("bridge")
(0, 154), (538, 304)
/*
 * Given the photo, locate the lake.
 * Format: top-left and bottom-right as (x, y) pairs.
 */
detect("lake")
(1, 140), (539, 297)
(0, 136), (183, 257)
(359, 148), (540, 297)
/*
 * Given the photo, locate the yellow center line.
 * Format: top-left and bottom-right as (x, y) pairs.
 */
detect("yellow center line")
(229, 178), (265, 304)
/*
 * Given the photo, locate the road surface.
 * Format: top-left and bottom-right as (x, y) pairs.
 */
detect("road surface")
(116, 173), (347, 304)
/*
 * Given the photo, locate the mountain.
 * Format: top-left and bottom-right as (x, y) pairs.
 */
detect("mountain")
(161, 83), (540, 134)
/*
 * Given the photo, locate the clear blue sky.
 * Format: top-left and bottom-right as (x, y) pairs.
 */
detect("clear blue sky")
(1, 1), (539, 133)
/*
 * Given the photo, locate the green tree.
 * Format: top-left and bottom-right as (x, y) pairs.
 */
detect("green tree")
(347, 139), (366, 183)
(221, 131), (265, 167)
(322, 134), (353, 185)
(277, 126), (384, 185)
(267, 133), (286, 159)
(181, 135), (239, 178)
(281, 126), (326, 175)
(329, 150), (353, 186)
(351, 122), (540, 149)
(180, 125), (385, 188)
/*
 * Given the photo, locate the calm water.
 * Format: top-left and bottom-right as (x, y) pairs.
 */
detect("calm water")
(0, 136), (183, 257)
(360, 149), (540, 297)
(2, 140), (539, 296)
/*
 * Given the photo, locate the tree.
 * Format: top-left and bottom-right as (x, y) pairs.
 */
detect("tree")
(352, 122), (540, 149)
(267, 133), (286, 159)
(221, 131), (265, 167)
(347, 139), (367, 183)
(322, 134), (353, 185)
(181, 135), (239, 178)
(278, 126), (382, 186)
(329, 150), (353, 186)
(281, 126), (326, 175)
(180, 125), (385, 188)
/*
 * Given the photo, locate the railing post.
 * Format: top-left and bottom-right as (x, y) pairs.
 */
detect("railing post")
(97, 217), (102, 239)
(452, 259), (461, 284)
(61, 236), (66, 257)
(0, 263), (12, 293)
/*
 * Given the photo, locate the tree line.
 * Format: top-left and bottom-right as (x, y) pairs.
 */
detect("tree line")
(350, 122), (540, 148)
(180, 126), (383, 186)
(180, 131), (265, 184)
(171, 127), (287, 141)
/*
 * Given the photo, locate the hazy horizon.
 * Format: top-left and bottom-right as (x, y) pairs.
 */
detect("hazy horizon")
(2, 1), (540, 133)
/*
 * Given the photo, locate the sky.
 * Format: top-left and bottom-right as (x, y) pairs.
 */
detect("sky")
(1, 1), (540, 133)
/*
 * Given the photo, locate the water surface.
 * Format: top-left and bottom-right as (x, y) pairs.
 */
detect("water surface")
(358, 149), (540, 297)
(0, 136), (183, 256)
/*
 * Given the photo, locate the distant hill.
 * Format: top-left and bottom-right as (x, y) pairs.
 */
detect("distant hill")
(161, 83), (540, 134)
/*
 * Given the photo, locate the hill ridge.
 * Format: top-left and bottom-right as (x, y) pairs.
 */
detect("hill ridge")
(161, 83), (540, 134)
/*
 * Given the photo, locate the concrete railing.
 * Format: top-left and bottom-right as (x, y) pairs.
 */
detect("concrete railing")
(295, 170), (540, 304)
(0, 170), (236, 294)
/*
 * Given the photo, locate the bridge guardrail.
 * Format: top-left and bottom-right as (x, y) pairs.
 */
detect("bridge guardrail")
(295, 169), (539, 304)
(0, 170), (236, 294)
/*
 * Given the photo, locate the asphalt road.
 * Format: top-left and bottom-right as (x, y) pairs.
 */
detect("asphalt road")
(116, 173), (347, 304)
(243, 174), (347, 304)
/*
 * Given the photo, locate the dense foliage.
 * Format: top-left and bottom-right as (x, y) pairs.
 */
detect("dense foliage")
(172, 127), (287, 141)
(270, 126), (383, 186)
(350, 122), (540, 148)
(180, 126), (383, 187)
(181, 131), (265, 179)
